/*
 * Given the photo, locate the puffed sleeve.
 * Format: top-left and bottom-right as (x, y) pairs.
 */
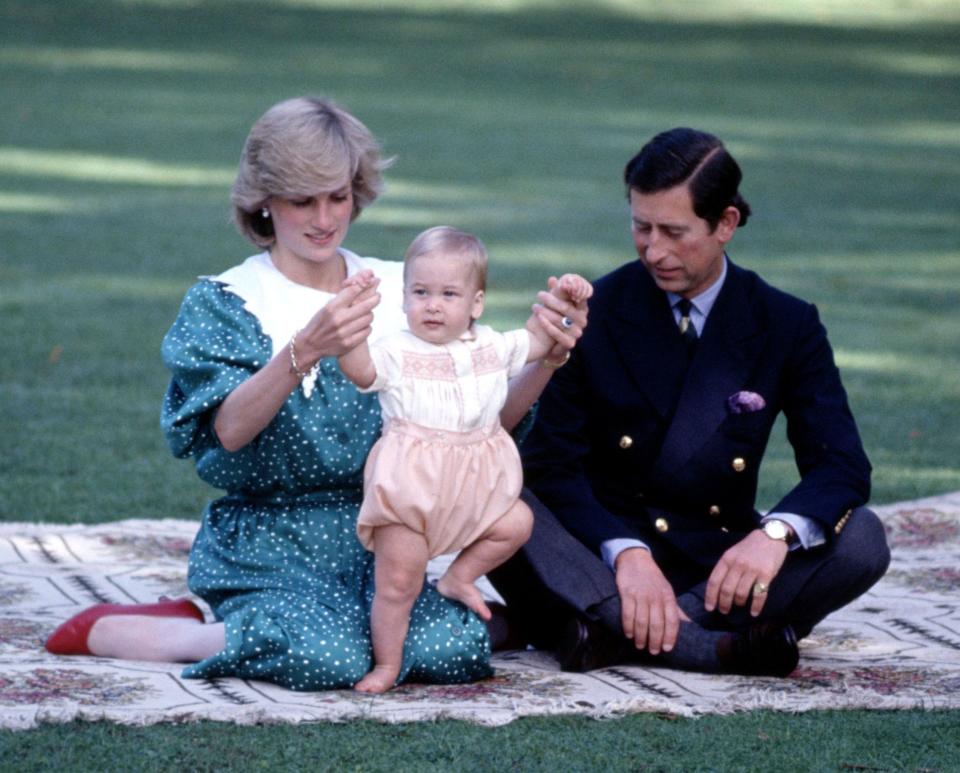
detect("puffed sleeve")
(356, 334), (403, 394)
(160, 280), (272, 461)
(501, 328), (532, 379)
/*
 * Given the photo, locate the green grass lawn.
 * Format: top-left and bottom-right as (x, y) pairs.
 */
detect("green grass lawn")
(2, 0), (959, 768)
(8, 711), (960, 772)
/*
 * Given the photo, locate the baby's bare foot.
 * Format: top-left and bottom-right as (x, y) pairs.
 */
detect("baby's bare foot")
(436, 574), (492, 621)
(354, 664), (399, 694)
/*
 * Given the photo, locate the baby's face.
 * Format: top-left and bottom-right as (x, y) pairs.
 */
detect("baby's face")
(403, 253), (484, 345)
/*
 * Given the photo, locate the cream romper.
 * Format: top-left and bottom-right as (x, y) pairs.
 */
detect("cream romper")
(356, 324), (530, 557)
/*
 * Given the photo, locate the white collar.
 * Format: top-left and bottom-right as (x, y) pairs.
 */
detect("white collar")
(205, 249), (368, 396)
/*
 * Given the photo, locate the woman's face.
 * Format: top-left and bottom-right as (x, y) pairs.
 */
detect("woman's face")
(266, 181), (354, 283)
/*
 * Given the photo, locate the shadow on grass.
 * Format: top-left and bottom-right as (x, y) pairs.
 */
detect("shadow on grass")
(1, 0), (958, 761)
(2, 1), (958, 514)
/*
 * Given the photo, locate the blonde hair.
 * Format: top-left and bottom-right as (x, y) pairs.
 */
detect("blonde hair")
(403, 226), (489, 292)
(232, 97), (391, 247)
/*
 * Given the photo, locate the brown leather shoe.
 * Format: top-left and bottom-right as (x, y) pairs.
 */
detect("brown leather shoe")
(555, 617), (640, 672)
(717, 622), (799, 677)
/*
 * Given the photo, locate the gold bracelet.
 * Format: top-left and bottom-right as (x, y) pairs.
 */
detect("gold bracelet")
(540, 350), (571, 370)
(288, 329), (313, 379)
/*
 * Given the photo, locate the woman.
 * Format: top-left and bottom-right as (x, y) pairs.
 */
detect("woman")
(44, 96), (587, 690)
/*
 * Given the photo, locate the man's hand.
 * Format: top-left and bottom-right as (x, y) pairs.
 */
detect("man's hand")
(705, 529), (790, 617)
(614, 547), (687, 655)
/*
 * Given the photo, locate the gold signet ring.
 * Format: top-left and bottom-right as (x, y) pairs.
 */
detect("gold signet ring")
(752, 581), (769, 595)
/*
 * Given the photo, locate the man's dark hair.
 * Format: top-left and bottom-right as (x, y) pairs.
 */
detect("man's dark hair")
(623, 127), (751, 231)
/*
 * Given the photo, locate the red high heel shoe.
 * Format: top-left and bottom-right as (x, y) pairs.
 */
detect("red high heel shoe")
(45, 598), (205, 656)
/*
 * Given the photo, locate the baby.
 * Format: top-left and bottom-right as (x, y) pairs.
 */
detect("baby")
(339, 225), (592, 693)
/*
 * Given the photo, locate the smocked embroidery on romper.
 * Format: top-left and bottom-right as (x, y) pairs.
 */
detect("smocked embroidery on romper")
(402, 351), (457, 380)
(471, 344), (502, 376)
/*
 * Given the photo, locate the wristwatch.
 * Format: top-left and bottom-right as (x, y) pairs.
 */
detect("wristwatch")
(762, 519), (795, 546)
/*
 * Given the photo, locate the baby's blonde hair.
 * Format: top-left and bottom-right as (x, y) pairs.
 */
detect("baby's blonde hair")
(403, 226), (488, 292)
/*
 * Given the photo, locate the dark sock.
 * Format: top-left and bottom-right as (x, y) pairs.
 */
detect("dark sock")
(657, 621), (725, 672)
(591, 594), (725, 672)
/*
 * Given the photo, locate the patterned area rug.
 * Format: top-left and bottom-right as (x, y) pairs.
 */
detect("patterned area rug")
(2, 492), (959, 730)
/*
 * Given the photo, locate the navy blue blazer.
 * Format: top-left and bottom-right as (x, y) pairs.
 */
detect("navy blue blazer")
(521, 258), (871, 575)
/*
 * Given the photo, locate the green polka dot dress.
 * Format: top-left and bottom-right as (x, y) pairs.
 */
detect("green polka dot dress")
(161, 254), (492, 691)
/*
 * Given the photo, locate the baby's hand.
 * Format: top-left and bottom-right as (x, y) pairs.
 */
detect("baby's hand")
(342, 269), (377, 290)
(552, 273), (593, 304)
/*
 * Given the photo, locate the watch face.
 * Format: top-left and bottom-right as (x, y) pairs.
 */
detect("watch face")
(764, 520), (788, 540)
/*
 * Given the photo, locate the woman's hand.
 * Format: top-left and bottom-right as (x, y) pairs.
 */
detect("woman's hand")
(214, 271), (382, 452)
(294, 271), (381, 369)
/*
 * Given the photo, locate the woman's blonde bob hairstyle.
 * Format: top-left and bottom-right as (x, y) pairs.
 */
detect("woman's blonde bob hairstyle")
(232, 97), (391, 248)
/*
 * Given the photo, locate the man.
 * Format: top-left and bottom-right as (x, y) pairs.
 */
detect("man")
(489, 128), (890, 676)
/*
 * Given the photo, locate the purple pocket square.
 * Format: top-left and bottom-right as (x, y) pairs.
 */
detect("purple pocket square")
(727, 390), (766, 414)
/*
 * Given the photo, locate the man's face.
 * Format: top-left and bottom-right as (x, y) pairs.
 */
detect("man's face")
(629, 184), (737, 300)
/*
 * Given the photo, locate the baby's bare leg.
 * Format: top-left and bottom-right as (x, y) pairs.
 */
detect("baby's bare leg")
(355, 524), (429, 694)
(436, 499), (533, 621)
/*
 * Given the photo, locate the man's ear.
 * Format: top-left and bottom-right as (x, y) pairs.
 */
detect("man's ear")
(715, 205), (740, 244)
(471, 289), (485, 320)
